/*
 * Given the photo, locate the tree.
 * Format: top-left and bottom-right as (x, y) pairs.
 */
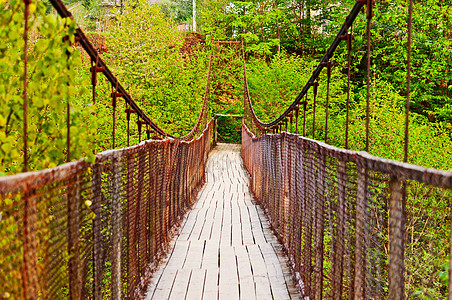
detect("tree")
(106, 0), (210, 136)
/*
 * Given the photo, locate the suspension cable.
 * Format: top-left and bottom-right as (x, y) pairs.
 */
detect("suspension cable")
(242, 1), (366, 129)
(365, 0), (373, 152)
(49, 0), (212, 141)
(404, 0), (413, 163)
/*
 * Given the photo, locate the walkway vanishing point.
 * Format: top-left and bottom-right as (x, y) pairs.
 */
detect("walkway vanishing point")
(145, 144), (301, 299)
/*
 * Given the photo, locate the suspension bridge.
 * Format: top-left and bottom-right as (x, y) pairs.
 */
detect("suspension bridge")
(1, 0), (452, 299)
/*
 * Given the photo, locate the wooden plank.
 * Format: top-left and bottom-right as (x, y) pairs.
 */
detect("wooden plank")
(220, 204), (232, 246)
(236, 189), (247, 207)
(259, 244), (291, 300)
(254, 276), (273, 300)
(232, 223), (242, 247)
(144, 144), (302, 300)
(231, 197), (241, 224)
(251, 222), (267, 245)
(247, 244), (273, 300)
(271, 243), (301, 299)
(188, 207), (208, 240)
(197, 186), (213, 209)
(203, 268), (219, 300)
(248, 205), (261, 223)
(199, 206), (216, 241)
(185, 269), (206, 300)
(149, 269), (177, 300)
(240, 205), (255, 246)
(168, 269), (191, 300)
(183, 240), (204, 269)
(178, 209), (202, 241)
(202, 240), (219, 269)
(210, 205), (223, 245)
(247, 244), (268, 277)
(165, 240), (190, 271)
(235, 246), (256, 300)
(219, 246), (239, 300)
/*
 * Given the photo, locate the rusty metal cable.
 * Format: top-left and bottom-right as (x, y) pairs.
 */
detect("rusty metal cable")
(23, 0), (30, 173)
(365, 0), (373, 152)
(345, 25), (353, 149)
(324, 61), (332, 143)
(311, 82), (318, 139)
(303, 96), (307, 136)
(67, 100), (70, 162)
(404, 0), (412, 163)
(242, 1), (365, 130)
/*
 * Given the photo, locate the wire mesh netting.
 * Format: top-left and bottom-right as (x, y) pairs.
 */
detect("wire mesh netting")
(0, 120), (214, 299)
(242, 123), (452, 299)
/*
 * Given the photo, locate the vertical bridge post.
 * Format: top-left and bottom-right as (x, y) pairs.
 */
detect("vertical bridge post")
(111, 153), (122, 299)
(388, 178), (405, 299)
(354, 163), (368, 299)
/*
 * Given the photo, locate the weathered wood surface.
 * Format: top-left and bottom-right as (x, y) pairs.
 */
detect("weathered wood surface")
(145, 143), (301, 300)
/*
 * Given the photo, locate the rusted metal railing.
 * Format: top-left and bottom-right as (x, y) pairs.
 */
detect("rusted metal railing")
(0, 120), (214, 299)
(242, 124), (452, 299)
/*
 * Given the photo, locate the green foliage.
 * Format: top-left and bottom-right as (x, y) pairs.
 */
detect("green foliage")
(106, 0), (210, 137)
(326, 78), (452, 170)
(0, 0), (93, 175)
(159, 0), (193, 24)
(209, 43), (243, 112)
(246, 53), (315, 121)
(199, 0), (342, 56)
(247, 53), (451, 169)
(201, 0), (451, 124)
(199, 0), (294, 56)
(216, 116), (241, 143)
(326, 0), (452, 124)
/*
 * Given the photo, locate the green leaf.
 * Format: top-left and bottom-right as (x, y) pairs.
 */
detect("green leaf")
(1, 143), (12, 153)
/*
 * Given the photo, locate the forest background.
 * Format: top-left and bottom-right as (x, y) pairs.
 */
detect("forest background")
(1, 0), (450, 174)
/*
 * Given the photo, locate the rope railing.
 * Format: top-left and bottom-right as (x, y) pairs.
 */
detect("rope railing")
(0, 119), (215, 299)
(241, 123), (452, 299)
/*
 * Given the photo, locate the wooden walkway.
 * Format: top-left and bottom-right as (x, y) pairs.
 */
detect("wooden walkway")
(145, 143), (301, 300)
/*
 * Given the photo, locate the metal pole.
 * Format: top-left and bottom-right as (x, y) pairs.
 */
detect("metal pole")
(365, 0), (373, 152)
(192, 0), (196, 31)
(345, 26), (353, 149)
(404, 0), (413, 163)
(325, 61), (332, 143)
(388, 178), (404, 300)
(23, 0), (30, 172)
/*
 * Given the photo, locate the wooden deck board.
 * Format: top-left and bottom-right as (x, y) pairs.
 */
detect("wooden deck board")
(145, 143), (301, 300)
(186, 269), (206, 300)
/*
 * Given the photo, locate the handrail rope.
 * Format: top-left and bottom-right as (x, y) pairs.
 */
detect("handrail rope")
(243, 1), (366, 129)
(49, 0), (212, 141)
